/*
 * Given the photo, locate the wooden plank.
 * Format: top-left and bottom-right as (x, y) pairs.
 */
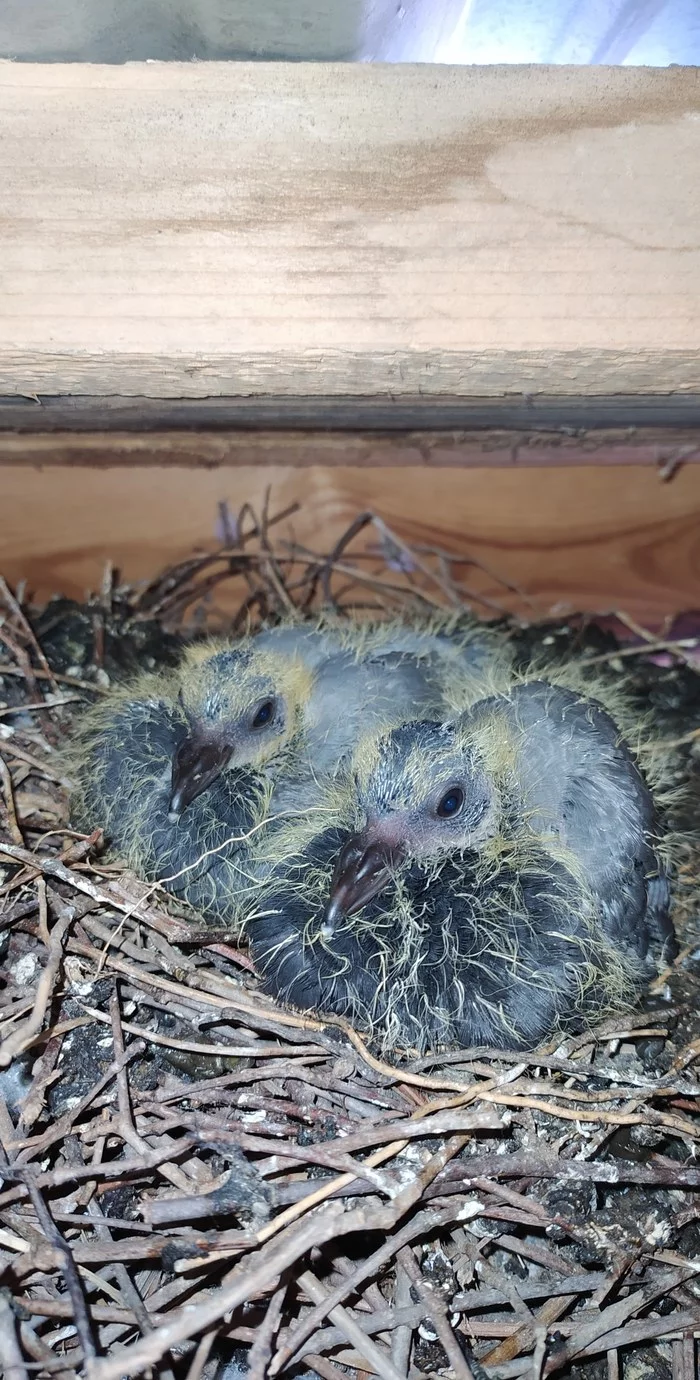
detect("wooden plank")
(0, 428), (699, 469)
(2, 395), (700, 433)
(1, 63), (699, 399)
(0, 463), (697, 621)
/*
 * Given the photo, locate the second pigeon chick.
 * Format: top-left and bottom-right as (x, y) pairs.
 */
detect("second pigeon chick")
(247, 675), (678, 1052)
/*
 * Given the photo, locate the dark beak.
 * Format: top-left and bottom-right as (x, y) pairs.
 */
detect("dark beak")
(322, 830), (404, 930)
(168, 731), (233, 819)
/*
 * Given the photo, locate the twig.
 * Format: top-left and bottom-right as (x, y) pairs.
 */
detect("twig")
(21, 1175), (98, 1363)
(302, 1356), (349, 1380)
(80, 1004), (324, 1063)
(607, 1348), (620, 1380)
(673, 1333), (696, 1380)
(531, 1327), (548, 1380)
(579, 638), (698, 665)
(0, 754), (24, 845)
(297, 1270), (407, 1380)
(0, 664), (107, 692)
(184, 1331), (218, 1380)
(0, 739), (71, 786)
(0, 1292), (29, 1380)
(541, 1268), (700, 1375)
(0, 695), (81, 716)
(269, 1204), (469, 1375)
(397, 1245), (475, 1380)
(390, 1262), (413, 1377)
(320, 512), (374, 606)
(0, 890), (76, 1066)
(0, 575), (58, 690)
(247, 1284), (287, 1380)
(85, 1198), (397, 1380)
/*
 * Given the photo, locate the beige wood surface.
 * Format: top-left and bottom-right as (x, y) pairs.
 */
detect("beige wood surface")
(1, 63), (699, 399)
(1, 429), (699, 469)
(1, 463), (698, 621)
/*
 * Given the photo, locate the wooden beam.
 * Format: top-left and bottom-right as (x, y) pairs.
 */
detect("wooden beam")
(1, 464), (698, 622)
(2, 396), (700, 433)
(1, 63), (699, 400)
(0, 428), (698, 469)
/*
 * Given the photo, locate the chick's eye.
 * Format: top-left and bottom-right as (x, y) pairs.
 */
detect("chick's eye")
(251, 699), (275, 729)
(436, 787), (464, 819)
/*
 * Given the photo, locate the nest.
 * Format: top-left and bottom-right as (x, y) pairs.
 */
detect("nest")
(1, 497), (700, 1380)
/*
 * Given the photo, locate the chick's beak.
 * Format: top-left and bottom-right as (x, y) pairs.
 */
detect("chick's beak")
(323, 830), (404, 930)
(168, 731), (233, 819)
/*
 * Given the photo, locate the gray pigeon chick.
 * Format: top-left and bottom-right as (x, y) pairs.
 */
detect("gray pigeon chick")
(247, 675), (677, 1053)
(68, 613), (507, 924)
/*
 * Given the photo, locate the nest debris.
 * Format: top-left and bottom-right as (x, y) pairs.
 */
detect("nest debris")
(1, 498), (700, 1380)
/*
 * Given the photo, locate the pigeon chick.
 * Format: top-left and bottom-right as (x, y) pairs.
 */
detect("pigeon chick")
(247, 676), (677, 1053)
(69, 614), (506, 923)
(69, 643), (292, 923)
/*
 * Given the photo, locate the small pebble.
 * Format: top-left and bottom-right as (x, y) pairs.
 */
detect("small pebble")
(11, 953), (38, 985)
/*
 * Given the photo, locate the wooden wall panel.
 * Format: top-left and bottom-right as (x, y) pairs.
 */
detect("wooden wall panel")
(1, 64), (699, 399)
(0, 464), (698, 622)
(0, 429), (699, 469)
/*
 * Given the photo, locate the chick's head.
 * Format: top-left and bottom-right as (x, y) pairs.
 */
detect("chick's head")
(169, 641), (313, 818)
(325, 714), (506, 927)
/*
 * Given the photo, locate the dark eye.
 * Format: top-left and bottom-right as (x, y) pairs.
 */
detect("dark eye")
(436, 787), (465, 819)
(251, 699), (275, 729)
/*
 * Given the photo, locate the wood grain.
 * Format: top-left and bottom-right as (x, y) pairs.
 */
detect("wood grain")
(1, 63), (699, 398)
(1, 464), (698, 622)
(1, 429), (699, 469)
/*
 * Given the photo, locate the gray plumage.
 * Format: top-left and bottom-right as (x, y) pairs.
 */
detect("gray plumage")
(247, 675), (677, 1052)
(68, 613), (506, 923)
(253, 614), (503, 790)
(454, 680), (676, 964)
